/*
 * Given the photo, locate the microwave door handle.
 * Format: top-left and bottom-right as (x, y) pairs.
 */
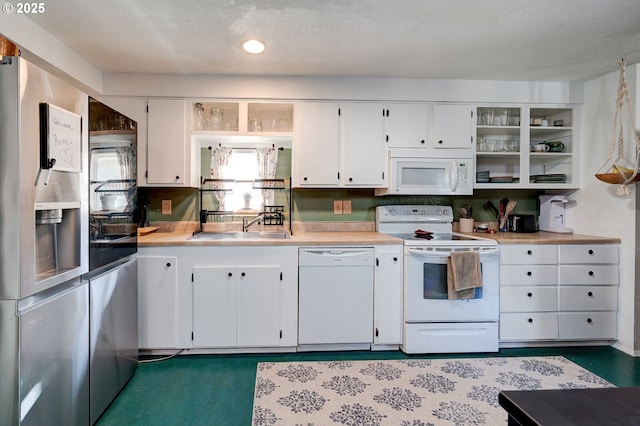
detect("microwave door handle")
(449, 160), (457, 193)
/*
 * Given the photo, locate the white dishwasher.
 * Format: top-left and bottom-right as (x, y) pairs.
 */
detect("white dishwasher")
(298, 247), (375, 349)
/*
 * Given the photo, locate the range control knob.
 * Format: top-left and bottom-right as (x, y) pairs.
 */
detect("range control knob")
(388, 208), (397, 216)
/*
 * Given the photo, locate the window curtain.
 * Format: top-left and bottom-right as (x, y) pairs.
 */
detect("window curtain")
(256, 146), (279, 208)
(115, 146), (136, 209)
(210, 146), (233, 210)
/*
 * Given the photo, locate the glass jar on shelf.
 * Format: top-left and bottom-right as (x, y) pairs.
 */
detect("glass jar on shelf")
(194, 103), (204, 130)
(206, 106), (224, 130)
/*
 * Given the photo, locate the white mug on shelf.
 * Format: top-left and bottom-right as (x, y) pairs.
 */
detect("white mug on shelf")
(531, 144), (550, 152)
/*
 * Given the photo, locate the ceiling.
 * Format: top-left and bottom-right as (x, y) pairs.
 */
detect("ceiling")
(27, 0), (640, 82)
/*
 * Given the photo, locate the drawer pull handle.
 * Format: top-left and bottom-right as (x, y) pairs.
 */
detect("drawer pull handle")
(228, 272), (233, 277)
(175, 176), (180, 180)
(527, 271), (532, 276)
(587, 318), (593, 324)
(393, 257), (398, 262)
(166, 262), (171, 267)
(588, 249), (594, 255)
(527, 250), (533, 255)
(241, 272), (246, 277)
(527, 292), (533, 297)
(528, 318), (533, 323)
(588, 271), (594, 276)
(588, 291), (594, 297)
(420, 140), (425, 144)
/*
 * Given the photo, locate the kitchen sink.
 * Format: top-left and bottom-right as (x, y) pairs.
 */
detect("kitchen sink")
(189, 231), (290, 241)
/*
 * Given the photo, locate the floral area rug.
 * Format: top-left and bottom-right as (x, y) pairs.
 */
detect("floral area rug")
(252, 356), (614, 426)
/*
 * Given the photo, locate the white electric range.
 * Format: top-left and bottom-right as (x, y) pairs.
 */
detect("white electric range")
(376, 205), (500, 354)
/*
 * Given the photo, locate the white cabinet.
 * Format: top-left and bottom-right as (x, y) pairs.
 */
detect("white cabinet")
(191, 101), (294, 134)
(432, 104), (475, 149)
(146, 99), (198, 187)
(557, 244), (618, 340)
(373, 245), (403, 346)
(192, 266), (281, 347)
(475, 106), (579, 189)
(499, 243), (619, 344)
(293, 102), (340, 186)
(499, 244), (558, 341)
(340, 103), (387, 186)
(293, 102), (386, 187)
(385, 103), (428, 148)
(138, 255), (179, 349)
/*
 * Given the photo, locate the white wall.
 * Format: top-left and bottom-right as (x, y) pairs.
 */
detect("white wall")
(572, 64), (638, 355)
(0, 13), (102, 94)
(102, 72), (584, 105)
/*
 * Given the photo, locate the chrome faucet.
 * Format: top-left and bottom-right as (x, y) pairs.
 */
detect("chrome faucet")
(242, 211), (283, 232)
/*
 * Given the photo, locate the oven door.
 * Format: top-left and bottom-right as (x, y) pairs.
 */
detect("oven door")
(405, 246), (499, 322)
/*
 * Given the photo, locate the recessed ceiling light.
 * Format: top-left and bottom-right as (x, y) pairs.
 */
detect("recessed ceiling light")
(242, 39), (265, 54)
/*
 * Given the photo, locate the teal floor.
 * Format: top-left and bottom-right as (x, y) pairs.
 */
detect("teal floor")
(97, 346), (640, 426)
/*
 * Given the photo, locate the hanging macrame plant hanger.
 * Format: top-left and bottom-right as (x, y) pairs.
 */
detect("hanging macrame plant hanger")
(595, 59), (640, 196)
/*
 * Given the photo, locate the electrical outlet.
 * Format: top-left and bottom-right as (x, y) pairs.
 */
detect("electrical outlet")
(161, 199), (172, 215)
(342, 200), (352, 215)
(333, 200), (343, 215)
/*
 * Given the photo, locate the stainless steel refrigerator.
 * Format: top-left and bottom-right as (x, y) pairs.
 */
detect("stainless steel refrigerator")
(85, 98), (139, 424)
(0, 56), (90, 425)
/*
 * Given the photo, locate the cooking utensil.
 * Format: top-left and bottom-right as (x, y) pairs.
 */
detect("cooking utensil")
(483, 201), (500, 218)
(500, 200), (517, 231)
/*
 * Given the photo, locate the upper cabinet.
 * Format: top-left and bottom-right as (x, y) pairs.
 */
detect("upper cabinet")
(432, 104), (475, 149)
(293, 102), (386, 188)
(293, 102), (341, 186)
(146, 99), (199, 187)
(385, 103), (429, 148)
(192, 101), (294, 134)
(340, 103), (387, 186)
(384, 103), (474, 150)
(475, 106), (579, 189)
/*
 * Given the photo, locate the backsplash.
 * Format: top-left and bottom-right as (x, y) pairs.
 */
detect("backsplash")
(140, 186), (544, 225)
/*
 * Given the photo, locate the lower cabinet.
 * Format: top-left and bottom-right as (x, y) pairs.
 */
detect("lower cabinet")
(373, 245), (403, 346)
(193, 266), (281, 347)
(138, 245), (298, 351)
(138, 255), (179, 349)
(499, 243), (619, 344)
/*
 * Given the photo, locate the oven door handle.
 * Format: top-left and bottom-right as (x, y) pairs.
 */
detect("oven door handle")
(406, 247), (500, 257)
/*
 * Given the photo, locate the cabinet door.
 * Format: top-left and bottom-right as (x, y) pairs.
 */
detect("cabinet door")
(294, 102), (340, 186)
(341, 103), (387, 186)
(192, 267), (237, 347)
(138, 256), (178, 349)
(147, 99), (186, 185)
(236, 266), (281, 347)
(374, 246), (403, 345)
(386, 103), (428, 148)
(433, 104), (474, 149)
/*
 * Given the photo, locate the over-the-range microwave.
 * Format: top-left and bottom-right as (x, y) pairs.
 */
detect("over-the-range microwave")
(376, 149), (474, 196)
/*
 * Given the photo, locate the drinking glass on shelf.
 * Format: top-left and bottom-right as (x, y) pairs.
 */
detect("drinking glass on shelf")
(483, 110), (494, 126)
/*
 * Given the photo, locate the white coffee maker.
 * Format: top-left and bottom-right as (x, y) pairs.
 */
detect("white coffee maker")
(538, 195), (576, 233)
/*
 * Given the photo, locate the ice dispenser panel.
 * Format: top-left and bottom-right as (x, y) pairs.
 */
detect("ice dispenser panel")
(35, 202), (81, 282)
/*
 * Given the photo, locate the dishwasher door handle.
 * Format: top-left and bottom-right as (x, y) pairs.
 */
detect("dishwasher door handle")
(301, 249), (372, 257)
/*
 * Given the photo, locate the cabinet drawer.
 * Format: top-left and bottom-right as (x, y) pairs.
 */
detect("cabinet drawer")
(500, 245), (557, 264)
(500, 265), (558, 285)
(500, 312), (558, 340)
(558, 312), (616, 340)
(558, 286), (618, 311)
(558, 265), (618, 285)
(558, 244), (618, 264)
(500, 286), (558, 312)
